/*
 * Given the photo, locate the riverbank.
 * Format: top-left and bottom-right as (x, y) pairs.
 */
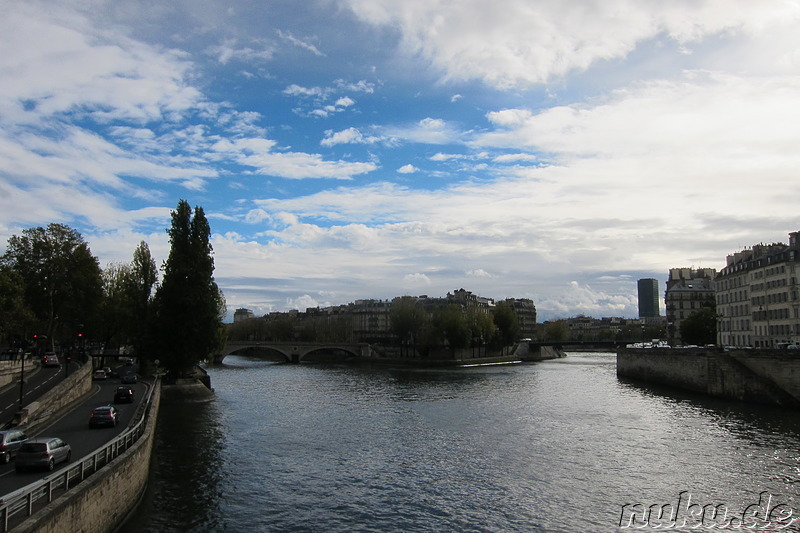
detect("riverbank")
(351, 344), (566, 367)
(617, 347), (800, 408)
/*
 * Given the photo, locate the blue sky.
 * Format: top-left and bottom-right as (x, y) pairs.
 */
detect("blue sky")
(2, 0), (800, 321)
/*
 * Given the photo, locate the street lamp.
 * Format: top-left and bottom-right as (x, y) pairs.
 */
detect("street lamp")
(18, 352), (25, 410)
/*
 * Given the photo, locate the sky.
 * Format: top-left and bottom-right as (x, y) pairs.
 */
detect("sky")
(2, 0), (800, 322)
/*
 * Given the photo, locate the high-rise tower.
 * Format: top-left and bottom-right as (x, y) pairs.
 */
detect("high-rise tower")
(637, 278), (659, 318)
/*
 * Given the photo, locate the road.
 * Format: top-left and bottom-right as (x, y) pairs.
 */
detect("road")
(0, 360), (76, 426)
(0, 362), (148, 497)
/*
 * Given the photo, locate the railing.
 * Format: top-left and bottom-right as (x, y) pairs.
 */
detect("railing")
(0, 376), (159, 532)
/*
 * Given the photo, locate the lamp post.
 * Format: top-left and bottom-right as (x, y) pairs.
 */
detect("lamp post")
(18, 352), (25, 410)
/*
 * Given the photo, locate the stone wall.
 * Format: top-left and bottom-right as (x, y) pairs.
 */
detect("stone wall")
(0, 359), (31, 389)
(15, 361), (92, 432)
(16, 380), (161, 533)
(617, 348), (800, 408)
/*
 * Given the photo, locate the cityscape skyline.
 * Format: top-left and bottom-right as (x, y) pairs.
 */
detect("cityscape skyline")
(2, 1), (799, 322)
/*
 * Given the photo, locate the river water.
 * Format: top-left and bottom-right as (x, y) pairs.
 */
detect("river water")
(120, 352), (800, 532)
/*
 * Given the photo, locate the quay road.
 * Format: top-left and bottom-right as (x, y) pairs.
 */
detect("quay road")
(0, 362), (148, 497)
(0, 361), (74, 426)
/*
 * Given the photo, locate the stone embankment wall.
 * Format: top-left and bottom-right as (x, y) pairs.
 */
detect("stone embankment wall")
(17, 361), (92, 432)
(518, 344), (567, 361)
(16, 380), (161, 533)
(0, 358), (36, 389)
(617, 348), (800, 407)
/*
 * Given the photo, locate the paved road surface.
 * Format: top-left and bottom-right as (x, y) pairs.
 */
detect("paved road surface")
(0, 363), (147, 497)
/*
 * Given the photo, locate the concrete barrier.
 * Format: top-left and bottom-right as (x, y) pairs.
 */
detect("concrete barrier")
(14, 380), (161, 533)
(617, 348), (800, 408)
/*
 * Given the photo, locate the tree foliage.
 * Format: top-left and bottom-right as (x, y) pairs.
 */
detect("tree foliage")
(492, 301), (520, 349)
(127, 241), (158, 362)
(1, 223), (102, 347)
(0, 265), (34, 344)
(680, 306), (717, 346)
(542, 320), (568, 342)
(434, 304), (471, 353)
(98, 262), (134, 350)
(154, 200), (224, 377)
(390, 297), (426, 339)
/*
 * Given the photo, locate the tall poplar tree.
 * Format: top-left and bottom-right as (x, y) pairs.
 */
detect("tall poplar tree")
(154, 200), (224, 377)
(127, 241), (158, 364)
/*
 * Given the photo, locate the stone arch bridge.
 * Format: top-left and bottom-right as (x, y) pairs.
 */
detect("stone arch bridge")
(213, 341), (373, 364)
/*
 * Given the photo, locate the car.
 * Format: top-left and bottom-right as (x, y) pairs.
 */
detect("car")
(92, 369), (108, 380)
(121, 372), (137, 384)
(14, 437), (71, 472)
(41, 353), (60, 367)
(0, 429), (29, 464)
(114, 386), (135, 404)
(89, 405), (119, 428)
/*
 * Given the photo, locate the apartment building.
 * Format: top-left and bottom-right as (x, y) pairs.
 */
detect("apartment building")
(664, 268), (717, 346)
(716, 231), (800, 347)
(233, 308), (254, 323)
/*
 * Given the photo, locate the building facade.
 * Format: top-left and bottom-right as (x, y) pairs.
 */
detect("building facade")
(233, 308), (254, 323)
(716, 231), (800, 348)
(664, 268), (717, 346)
(637, 278), (660, 318)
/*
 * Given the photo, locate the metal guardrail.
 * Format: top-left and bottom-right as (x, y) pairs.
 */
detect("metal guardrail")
(0, 376), (159, 532)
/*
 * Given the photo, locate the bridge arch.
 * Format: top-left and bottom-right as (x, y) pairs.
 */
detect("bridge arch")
(215, 341), (371, 364)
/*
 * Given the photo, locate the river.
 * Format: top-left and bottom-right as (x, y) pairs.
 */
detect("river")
(119, 352), (800, 532)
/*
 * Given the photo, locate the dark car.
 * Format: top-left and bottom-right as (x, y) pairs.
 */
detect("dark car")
(0, 429), (29, 464)
(88, 406), (118, 428)
(15, 437), (71, 472)
(121, 372), (137, 384)
(114, 386), (135, 404)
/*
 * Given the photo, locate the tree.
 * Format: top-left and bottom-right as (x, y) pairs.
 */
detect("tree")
(434, 304), (471, 355)
(98, 262), (134, 352)
(0, 265), (34, 345)
(492, 301), (520, 352)
(154, 200), (224, 377)
(127, 241), (158, 364)
(1, 224), (102, 349)
(390, 296), (427, 356)
(679, 307), (717, 346)
(542, 320), (568, 342)
(466, 307), (494, 355)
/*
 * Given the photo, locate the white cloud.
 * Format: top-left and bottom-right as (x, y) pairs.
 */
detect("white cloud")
(397, 164), (418, 174)
(208, 137), (378, 179)
(383, 117), (462, 144)
(341, 0), (800, 88)
(493, 153), (537, 163)
(334, 79), (376, 93)
(321, 127), (382, 146)
(286, 294), (322, 311)
(277, 30), (325, 57)
(403, 273), (431, 286)
(283, 84), (328, 98)
(207, 38), (275, 64)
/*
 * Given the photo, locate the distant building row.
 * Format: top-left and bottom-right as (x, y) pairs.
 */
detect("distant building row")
(233, 288), (537, 343)
(665, 230), (800, 347)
